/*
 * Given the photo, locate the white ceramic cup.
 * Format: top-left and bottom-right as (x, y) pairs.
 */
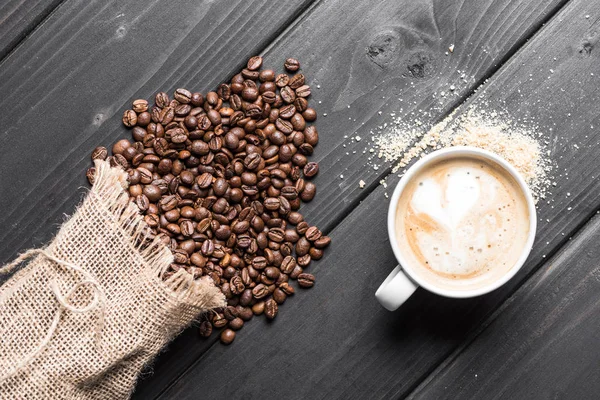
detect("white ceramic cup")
(375, 146), (537, 311)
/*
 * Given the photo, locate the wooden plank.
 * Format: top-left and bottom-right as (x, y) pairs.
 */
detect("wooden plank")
(0, 0), (316, 397)
(0, 0), (64, 61)
(409, 213), (600, 399)
(161, 1), (600, 399)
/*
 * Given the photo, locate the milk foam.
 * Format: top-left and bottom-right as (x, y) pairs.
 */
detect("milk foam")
(396, 157), (530, 288)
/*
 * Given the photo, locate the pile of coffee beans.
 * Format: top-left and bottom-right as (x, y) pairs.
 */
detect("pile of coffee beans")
(88, 57), (329, 345)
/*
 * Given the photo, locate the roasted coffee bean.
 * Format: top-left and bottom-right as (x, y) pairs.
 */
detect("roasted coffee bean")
(212, 313), (227, 329)
(112, 139), (131, 155)
(279, 282), (295, 295)
(264, 197), (280, 211)
(224, 305), (238, 321)
(220, 328), (236, 344)
(252, 283), (269, 299)
(279, 104), (296, 119)
(122, 109), (137, 127)
(196, 172), (213, 188)
(132, 99), (149, 113)
(244, 153), (261, 170)
(252, 301), (265, 315)
(314, 235), (331, 249)
(290, 265), (303, 279)
(155, 92), (169, 107)
(135, 194), (150, 211)
(289, 74), (305, 89)
(281, 186), (298, 200)
(296, 85), (311, 98)
(280, 86), (296, 103)
(229, 317), (244, 331)
(242, 86), (259, 102)
(180, 220), (195, 237)
(309, 247), (324, 260)
(280, 256), (296, 274)
(259, 69), (275, 82)
(91, 146), (108, 161)
(137, 111), (151, 126)
(144, 214), (160, 228)
(299, 143), (314, 156)
(272, 288), (286, 304)
(250, 256), (266, 270)
(284, 58), (300, 72)
(300, 182), (316, 202)
(236, 306), (253, 321)
(284, 229), (299, 243)
(275, 73), (290, 87)
(275, 118), (293, 134)
(303, 108), (317, 121)
(86, 167), (96, 185)
(287, 211), (303, 225)
(199, 320), (213, 337)
(296, 237), (311, 256)
(305, 226), (322, 242)
(268, 228), (285, 243)
(303, 162), (319, 178)
(296, 221), (309, 235)
(230, 275), (245, 295)
(174, 88), (192, 104)
(264, 298), (278, 320)
(297, 273), (315, 288)
(247, 56), (263, 71)
(297, 254), (311, 267)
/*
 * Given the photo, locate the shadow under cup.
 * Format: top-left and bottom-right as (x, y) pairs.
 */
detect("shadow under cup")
(376, 147), (537, 311)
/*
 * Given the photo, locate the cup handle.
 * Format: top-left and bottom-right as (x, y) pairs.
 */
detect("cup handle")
(375, 265), (418, 311)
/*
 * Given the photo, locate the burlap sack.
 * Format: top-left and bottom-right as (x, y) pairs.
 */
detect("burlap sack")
(0, 160), (225, 399)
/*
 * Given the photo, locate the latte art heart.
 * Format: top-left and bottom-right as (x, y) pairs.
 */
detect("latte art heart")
(395, 157), (530, 291)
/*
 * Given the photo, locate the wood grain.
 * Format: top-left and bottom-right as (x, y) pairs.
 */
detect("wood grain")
(410, 213), (600, 399)
(0, 0), (64, 61)
(162, 1), (600, 399)
(0, 0), (315, 397)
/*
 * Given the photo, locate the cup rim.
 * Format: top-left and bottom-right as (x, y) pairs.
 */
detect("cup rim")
(387, 146), (537, 298)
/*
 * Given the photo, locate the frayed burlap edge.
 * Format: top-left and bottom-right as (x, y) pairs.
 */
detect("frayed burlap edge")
(89, 159), (225, 311)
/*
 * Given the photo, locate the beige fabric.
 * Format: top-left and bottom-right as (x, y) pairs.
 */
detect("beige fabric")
(0, 160), (225, 399)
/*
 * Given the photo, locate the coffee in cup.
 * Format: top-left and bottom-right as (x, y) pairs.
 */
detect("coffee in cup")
(394, 156), (530, 291)
(376, 147), (537, 311)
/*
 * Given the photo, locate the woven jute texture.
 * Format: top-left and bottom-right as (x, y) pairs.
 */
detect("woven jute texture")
(0, 160), (225, 399)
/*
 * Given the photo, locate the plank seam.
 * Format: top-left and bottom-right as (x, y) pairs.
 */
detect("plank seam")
(0, 0), (68, 67)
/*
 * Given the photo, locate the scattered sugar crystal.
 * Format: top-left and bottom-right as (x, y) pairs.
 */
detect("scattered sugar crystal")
(359, 180), (366, 188)
(340, 174), (344, 179)
(449, 44), (455, 53)
(371, 107), (552, 202)
(355, 136), (361, 142)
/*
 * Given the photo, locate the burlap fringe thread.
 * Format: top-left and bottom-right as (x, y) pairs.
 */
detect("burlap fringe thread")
(0, 160), (225, 399)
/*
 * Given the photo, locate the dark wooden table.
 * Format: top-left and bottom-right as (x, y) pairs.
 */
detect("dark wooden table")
(3, 0), (600, 398)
